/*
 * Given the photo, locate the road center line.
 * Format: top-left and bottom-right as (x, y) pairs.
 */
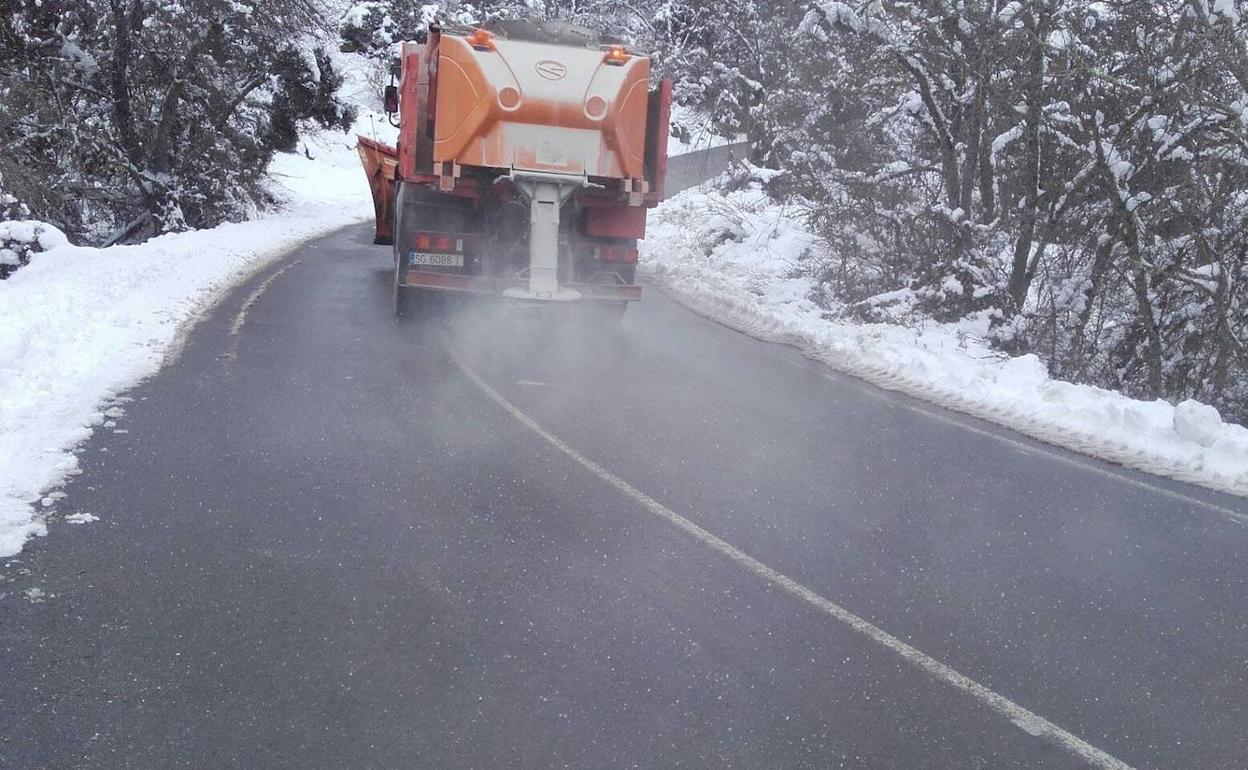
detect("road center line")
(448, 347), (1135, 770)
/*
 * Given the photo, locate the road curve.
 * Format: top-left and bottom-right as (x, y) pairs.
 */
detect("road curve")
(3, 224), (1248, 769)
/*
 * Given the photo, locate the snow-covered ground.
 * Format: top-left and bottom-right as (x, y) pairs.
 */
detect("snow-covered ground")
(0, 121), (388, 557)
(640, 176), (1248, 499)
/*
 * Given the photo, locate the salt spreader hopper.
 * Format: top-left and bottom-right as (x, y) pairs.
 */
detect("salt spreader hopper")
(357, 19), (672, 316)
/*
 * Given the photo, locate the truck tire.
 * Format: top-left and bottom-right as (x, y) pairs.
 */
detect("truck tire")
(393, 251), (408, 318)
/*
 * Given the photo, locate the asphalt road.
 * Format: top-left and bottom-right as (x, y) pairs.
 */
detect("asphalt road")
(4, 223), (1248, 769)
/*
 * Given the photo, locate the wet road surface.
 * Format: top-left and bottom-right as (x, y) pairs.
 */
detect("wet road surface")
(4, 224), (1248, 769)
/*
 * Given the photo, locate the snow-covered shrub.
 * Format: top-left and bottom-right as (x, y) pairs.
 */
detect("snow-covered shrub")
(339, 1), (427, 57)
(0, 170), (37, 279)
(0, 181), (28, 222)
(0, 221), (65, 280)
(267, 49), (358, 154)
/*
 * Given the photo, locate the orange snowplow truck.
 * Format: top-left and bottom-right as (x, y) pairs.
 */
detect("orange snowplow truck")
(358, 18), (672, 316)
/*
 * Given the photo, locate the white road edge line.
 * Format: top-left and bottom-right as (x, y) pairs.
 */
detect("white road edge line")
(449, 348), (1135, 770)
(771, 353), (1248, 523)
(221, 260), (301, 363)
(228, 260), (301, 338)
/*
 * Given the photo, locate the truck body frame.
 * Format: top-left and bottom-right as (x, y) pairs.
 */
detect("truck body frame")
(357, 20), (671, 313)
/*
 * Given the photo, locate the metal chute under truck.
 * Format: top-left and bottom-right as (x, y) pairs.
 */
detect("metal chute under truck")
(357, 19), (672, 317)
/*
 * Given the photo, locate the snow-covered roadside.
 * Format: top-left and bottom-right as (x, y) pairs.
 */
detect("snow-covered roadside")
(640, 180), (1248, 499)
(0, 123), (385, 557)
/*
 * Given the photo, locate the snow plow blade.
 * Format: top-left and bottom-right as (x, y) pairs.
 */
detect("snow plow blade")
(357, 136), (398, 246)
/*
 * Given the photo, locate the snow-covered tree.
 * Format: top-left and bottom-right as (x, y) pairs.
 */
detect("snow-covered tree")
(1, 0), (355, 245)
(781, 0), (1248, 418)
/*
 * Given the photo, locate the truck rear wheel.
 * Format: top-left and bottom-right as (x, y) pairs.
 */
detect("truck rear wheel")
(393, 255), (407, 318)
(393, 248), (426, 319)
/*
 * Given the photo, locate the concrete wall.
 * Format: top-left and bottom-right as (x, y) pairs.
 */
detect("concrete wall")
(662, 141), (751, 196)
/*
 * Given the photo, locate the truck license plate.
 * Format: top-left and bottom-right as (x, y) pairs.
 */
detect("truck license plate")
(408, 252), (463, 268)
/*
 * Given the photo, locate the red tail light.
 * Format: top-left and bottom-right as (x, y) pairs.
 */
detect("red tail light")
(595, 245), (638, 263)
(414, 233), (462, 252)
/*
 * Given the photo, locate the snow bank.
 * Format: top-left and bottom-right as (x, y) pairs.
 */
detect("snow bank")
(640, 181), (1248, 498)
(0, 122), (387, 557)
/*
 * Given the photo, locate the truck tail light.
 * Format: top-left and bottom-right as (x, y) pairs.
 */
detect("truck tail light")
(595, 246), (638, 263)
(414, 233), (463, 252)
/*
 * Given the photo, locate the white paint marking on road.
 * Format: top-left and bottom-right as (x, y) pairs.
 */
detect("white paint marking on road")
(228, 260), (302, 338)
(222, 260), (301, 363)
(449, 349), (1135, 770)
(771, 352), (1248, 524)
